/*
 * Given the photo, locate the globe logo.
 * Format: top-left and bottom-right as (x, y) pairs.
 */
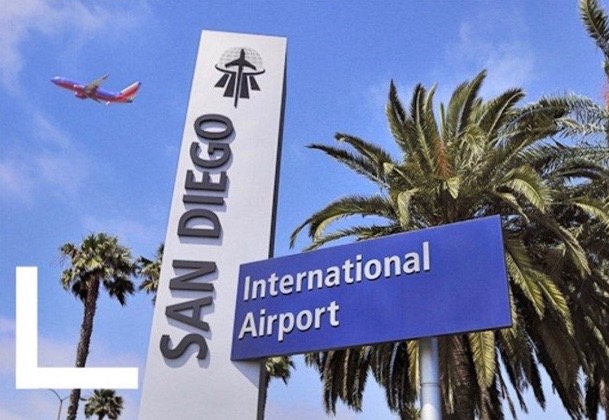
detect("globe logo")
(215, 47), (265, 108)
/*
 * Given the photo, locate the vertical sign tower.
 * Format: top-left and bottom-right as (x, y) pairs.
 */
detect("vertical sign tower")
(140, 30), (287, 419)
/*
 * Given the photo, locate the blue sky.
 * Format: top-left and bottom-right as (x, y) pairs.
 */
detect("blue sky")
(0, 1), (606, 418)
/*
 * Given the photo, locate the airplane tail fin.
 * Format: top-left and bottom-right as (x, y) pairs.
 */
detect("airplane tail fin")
(118, 81), (141, 102)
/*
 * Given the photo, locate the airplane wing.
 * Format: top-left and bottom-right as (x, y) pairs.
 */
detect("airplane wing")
(83, 73), (109, 94)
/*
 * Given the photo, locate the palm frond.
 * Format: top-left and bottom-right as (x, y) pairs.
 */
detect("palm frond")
(500, 165), (552, 212)
(308, 143), (390, 186)
(290, 195), (396, 248)
(580, 0), (609, 68)
(479, 88), (525, 144)
(569, 197), (609, 230)
(468, 331), (496, 388)
(301, 224), (400, 251)
(504, 240), (546, 317)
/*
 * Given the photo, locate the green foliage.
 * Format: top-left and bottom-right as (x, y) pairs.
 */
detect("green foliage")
(580, 0), (609, 77)
(59, 233), (136, 420)
(265, 356), (295, 385)
(137, 243), (164, 303)
(60, 233), (136, 306)
(292, 71), (609, 418)
(84, 389), (124, 420)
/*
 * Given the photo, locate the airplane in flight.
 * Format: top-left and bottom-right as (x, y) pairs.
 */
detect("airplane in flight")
(51, 74), (141, 104)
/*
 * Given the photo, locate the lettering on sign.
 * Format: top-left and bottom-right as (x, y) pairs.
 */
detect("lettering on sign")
(160, 114), (233, 361)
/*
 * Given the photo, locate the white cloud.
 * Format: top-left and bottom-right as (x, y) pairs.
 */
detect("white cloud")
(0, 0), (149, 92)
(32, 149), (90, 197)
(31, 112), (71, 148)
(451, 22), (534, 98)
(0, 110), (91, 204)
(362, 7), (535, 123)
(0, 157), (35, 203)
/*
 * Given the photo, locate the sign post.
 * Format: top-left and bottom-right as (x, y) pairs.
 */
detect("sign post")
(420, 337), (441, 420)
(139, 30), (286, 419)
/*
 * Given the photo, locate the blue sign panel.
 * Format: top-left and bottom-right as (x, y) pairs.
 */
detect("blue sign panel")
(231, 216), (511, 360)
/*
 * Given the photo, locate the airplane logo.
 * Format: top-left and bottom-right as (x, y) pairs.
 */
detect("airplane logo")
(51, 74), (141, 105)
(214, 47), (265, 108)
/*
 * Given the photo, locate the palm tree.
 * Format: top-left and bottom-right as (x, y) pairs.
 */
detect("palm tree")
(576, 1), (609, 415)
(264, 355), (295, 389)
(59, 233), (136, 420)
(84, 389), (124, 420)
(137, 243), (163, 303)
(291, 72), (609, 418)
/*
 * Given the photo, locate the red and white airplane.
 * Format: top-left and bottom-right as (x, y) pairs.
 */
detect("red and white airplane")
(51, 74), (141, 104)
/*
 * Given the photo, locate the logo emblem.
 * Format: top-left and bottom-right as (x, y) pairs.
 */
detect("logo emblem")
(215, 47), (265, 108)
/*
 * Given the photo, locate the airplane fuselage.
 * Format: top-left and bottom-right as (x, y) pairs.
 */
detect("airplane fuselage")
(51, 76), (141, 104)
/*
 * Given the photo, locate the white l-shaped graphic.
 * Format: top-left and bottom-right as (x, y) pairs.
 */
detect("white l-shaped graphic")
(15, 267), (138, 389)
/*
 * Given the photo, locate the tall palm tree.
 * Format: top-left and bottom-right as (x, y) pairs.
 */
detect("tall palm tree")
(59, 233), (136, 420)
(137, 243), (163, 303)
(84, 389), (124, 420)
(575, 1), (609, 415)
(291, 71), (609, 418)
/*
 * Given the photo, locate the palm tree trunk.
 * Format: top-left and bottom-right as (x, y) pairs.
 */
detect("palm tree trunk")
(259, 363), (269, 420)
(66, 277), (100, 420)
(448, 335), (475, 420)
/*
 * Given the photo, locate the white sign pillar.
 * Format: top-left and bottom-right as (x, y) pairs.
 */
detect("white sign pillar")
(420, 337), (442, 420)
(140, 30), (286, 419)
